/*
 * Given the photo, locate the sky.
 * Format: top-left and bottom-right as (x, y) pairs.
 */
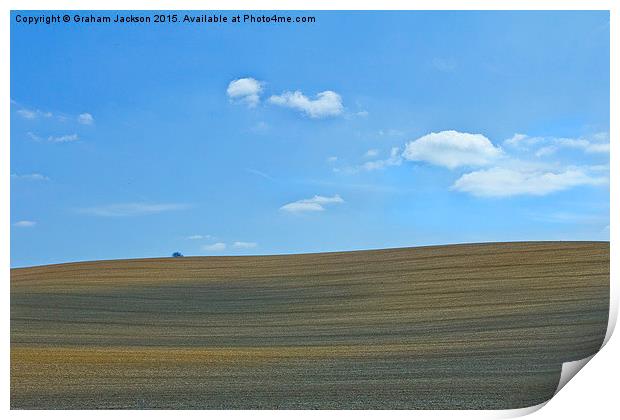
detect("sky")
(10, 11), (610, 267)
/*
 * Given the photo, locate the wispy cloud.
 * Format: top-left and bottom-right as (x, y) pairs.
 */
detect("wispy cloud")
(13, 220), (36, 228)
(13, 101), (95, 125)
(48, 134), (79, 143)
(504, 132), (610, 156)
(77, 202), (190, 217)
(280, 194), (344, 213)
(186, 234), (214, 240)
(202, 242), (227, 251)
(451, 167), (607, 197)
(360, 147), (403, 171)
(232, 241), (258, 249)
(245, 168), (274, 181)
(26, 132), (42, 142)
(269, 90), (343, 118)
(27, 131), (80, 144)
(11, 173), (49, 181)
(17, 108), (52, 119)
(338, 147), (403, 174)
(227, 77), (263, 108)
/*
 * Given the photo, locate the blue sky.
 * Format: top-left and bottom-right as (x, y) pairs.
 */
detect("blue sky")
(10, 11), (610, 267)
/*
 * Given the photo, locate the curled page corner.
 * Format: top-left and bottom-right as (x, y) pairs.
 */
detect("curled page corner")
(487, 356), (597, 420)
(489, 401), (548, 419)
(602, 290), (617, 347)
(554, 355), (596, 396)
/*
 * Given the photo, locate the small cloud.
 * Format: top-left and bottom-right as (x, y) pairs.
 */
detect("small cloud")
(78, 113), (94, 125)
(187, 234), (214, 240)
(16, 108), (52, 119)
(13, 220), (36, 228)
(77, 202), (189, 217)
(336, 148), (403, 173)
(227, 77), (263, 108)
(364, 149), (379, 158)
(503, 133), (532, 147)
(269, 90), (343, 118)
(280, 194), (344, 213)
(353, 147), (403, 172)
(202, 242), (227, 251)
(11, 173), (49, 181)
(505, 133), (610, 155)
(403, 130), (503, 169)
(326, 156), (338, 164)
(48, 134), (79, 143)
(452, 167), (607, 197)
(26, 132), (42, 142)
(356, 110), (369, 117)
(232, 241), (258, 249)
(17, 109), (37, 119)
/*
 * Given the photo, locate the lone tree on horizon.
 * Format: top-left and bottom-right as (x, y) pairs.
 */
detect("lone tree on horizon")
(172, 252), (184, 258)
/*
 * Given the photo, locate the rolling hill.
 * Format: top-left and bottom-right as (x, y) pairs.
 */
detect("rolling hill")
(11, 241), (609, 409)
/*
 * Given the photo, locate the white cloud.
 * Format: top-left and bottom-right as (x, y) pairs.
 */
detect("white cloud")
(78, 113), (94, 125)
(360, 147), (403, 171)
(13, 102), (95, 124)
(534, 146), (559, 157)
(364, 149), (379, 158)
(505, 133), (610, 156)
(452, 167), (607, 197)
(269, 90), (343, 118)
(13, 220), (36, 228)
(48, 134), (79, 143)
(550, 137), (610, 154)
(202, 242), (226, 251)
(232, 241), (258, 249)
(585, 143), (610, 153)
(227, 77), (263, 107)
(326, 156), (338, 164)
(403, 130), (503, 169)
(17, 108), (52, 119)
(17, 109), (37, 119)
(26, 132), (42, 142)
(77, 203), (189, 217)
(356, 110), (369, 117)
(27, 132), (78, 143)
(280, 194), (344, 213)
(11, 173), (49, 181)
(503, 133), (532, 147)
(187, 234), (214, 240)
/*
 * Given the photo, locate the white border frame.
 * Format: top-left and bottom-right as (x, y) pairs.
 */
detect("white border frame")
(2, 2), (617, 419)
